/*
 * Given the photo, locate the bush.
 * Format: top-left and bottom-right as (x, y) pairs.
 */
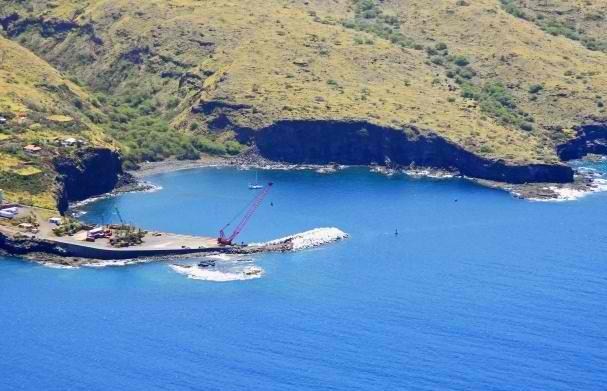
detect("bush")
(452, 55), (470, 66)
(500, 0), (528, 19)
(176, 145), (200, 160)
(528, 84), (544, 94)
(166, 97), (180, 109)
(456, 66), (476, 79)
(435, 42), (448, 51)
(426, 47), (438, 56)
(342, 1), (417, 48)
(225, 141), (243, 155)
(460, 81), (528, 128)
(520, 122), (533, 131)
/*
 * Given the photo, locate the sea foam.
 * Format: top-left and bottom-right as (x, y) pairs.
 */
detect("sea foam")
(169, 264), (263, 282)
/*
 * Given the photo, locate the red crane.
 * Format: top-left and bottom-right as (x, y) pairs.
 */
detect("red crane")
(218, 182), (273, 245)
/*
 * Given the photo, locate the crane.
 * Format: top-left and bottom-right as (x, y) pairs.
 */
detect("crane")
(115, 208), (125, 225)
(218, 182), (273, 245)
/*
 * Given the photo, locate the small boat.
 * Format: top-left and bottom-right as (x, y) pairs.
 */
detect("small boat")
(244, 266), (263, 276)
(248, 170), (263, 189)
(198, 259), (216, 268)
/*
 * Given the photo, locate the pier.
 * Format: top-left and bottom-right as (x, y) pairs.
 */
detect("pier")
(0, 205), (232, 260)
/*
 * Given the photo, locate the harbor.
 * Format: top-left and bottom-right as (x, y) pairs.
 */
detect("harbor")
(0, 186), (348, 263)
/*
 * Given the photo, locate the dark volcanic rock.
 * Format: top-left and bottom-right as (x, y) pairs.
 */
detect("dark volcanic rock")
(0, 232), (67, 257)
(558, 123), (607, 160)
(54, 148), (124, 213)
(238, 120), (573, 184)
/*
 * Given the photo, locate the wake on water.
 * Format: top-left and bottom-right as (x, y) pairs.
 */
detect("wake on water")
(171, 227), (349, 282)
(170, 262), (263, 282)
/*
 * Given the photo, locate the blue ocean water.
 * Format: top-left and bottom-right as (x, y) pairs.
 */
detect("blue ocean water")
(1, 162), (607, 390)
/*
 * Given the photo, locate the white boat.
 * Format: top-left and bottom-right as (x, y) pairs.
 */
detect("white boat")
(248, 170), (263, 189)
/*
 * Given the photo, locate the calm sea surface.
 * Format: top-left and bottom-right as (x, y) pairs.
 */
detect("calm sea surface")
(1, 162), (607, 390)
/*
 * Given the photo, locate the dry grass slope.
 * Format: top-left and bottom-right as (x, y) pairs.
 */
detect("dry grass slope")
(1, 0), (606, 173)
(0, 36), (113, 208)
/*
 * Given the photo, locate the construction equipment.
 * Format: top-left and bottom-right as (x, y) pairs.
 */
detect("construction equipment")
(218, 182), (273, 245)
(115, 208), (125, 225)
(86, 227), (112, 242)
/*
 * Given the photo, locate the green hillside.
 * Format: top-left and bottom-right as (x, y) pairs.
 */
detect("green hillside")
(1, 0), (607, 207)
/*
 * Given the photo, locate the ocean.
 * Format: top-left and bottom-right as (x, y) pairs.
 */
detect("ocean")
(1, 161), (607, 390)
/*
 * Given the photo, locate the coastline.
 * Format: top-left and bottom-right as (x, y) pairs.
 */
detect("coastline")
(126, 153), (607, 202)
(2, 152), (604, 268)
(130, 155), (236, 178)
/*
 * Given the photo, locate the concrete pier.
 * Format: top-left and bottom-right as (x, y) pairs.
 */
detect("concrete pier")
(0, 206), (229, 260)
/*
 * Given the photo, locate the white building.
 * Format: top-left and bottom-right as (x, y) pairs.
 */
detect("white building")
(0, 210), (16, 219)
(62, 138), (78, 147)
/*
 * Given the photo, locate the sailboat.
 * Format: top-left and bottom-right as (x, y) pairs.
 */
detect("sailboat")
(248, 170), (263, 190)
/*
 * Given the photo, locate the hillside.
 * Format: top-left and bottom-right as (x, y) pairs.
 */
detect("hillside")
(1, 0), (607, 207)
(0, 35), (118, 209)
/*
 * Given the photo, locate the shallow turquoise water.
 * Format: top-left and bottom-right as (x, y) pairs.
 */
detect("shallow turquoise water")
(1, 164), (607, 390)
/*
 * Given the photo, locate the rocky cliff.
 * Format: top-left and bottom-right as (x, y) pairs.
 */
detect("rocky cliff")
(54, 148), (124, 213)
(557, 123), (607, 161)
(240, 120), (573, 184)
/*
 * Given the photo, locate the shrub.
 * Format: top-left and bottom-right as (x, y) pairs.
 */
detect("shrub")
(528, 84), (544, 94)
(452, 55), (470, 66)
(166, 97), (180, 109)
(460, 81), (527, 128)
(341, 0), (417, 48)
(499, 0), (528, 19)
(520, 122), (533, 131)
(456, 66), (476, 79)
(225, 141), (243, 155)
(435, 42), (448, 51)
(426, 47), (438, 56)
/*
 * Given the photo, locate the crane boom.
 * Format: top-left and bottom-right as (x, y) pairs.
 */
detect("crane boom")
(218, 183), (273, 245)
(115, 208), (125, 225)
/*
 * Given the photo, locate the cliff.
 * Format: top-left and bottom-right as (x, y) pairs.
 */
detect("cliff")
(558, 123), (607, 161)
(2, 0), (607, 194)
(54, 148), (124, 213)
(241, 120), (573, 184)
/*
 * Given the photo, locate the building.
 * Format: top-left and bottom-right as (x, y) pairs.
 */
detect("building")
(24, 144), (42, 153)
(49, 217), (63, 226)
(60, 138), (86, 147)
(0, 211), (14, 219)
(0, 208), (17, 219)
(62, 137), (78, 146)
